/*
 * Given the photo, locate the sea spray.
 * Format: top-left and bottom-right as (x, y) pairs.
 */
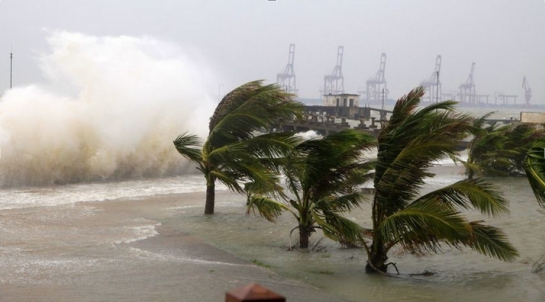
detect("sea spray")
(0, 31), (217, 187)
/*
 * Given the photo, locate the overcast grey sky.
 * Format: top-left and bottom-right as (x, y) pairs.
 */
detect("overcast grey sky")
(0, 0), (544, 103)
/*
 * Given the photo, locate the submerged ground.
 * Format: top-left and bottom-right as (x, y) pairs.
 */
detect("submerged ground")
(0, 164), (544, 302)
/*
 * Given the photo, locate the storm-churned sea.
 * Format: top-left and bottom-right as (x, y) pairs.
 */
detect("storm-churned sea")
(0, 136), (544, 301)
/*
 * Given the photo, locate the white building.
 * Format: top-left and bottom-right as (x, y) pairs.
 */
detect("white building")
(322, 93), (360, 107)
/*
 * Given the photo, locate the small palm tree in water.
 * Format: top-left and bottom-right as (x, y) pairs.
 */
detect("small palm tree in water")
(173, 80), (303, 215)
(364, 87), (518, 273)
(247, 129), (376, 248)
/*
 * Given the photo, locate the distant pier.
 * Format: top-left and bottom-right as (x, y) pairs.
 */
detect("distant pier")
(278, 106), (520, 150)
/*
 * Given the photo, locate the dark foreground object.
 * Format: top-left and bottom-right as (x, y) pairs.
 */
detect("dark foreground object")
(226, 283), (286, 302)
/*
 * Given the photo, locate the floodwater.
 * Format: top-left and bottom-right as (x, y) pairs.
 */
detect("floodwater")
(0, 162), (544, 302)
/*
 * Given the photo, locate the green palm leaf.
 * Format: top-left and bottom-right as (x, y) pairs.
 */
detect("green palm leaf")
(173, 133), (203, 166)
(417, 178), (509, 217)
(375, 89), (472, 215)
(247, 196), (291, 222)
(524, 139), (545, 206)
(314, 211), (371, 247)
(464, 221), (518, 262)
(377, 198), (470, 252)
(208, 81), (303, 148)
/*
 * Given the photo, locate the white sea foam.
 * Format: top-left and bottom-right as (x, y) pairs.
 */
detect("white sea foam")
(0, 31), (217, 187)
(128, 247), (252, 267)
(114, 223), (161, 245)
(0, 174), (232, 210)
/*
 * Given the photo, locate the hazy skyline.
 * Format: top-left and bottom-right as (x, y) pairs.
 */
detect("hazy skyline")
(1, 0), (544, 103)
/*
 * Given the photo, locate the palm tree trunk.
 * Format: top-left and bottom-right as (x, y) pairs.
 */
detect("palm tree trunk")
(366, 241), (388, 273)
(368, 197), (388, 273)
(204, 180), (215, 215)
(299, 225), (311, 249)
(468, 169), (475, 180)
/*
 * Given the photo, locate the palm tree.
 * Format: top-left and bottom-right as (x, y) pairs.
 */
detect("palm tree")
(173, 80), (303, 214)
(463, 112), (509, 179)
(502, 123), (544, 174)
(464, 115), (543, 179)
(247, 129), (376, 248)
(523, 139), (545, 207)
(363, 87), (518, 273)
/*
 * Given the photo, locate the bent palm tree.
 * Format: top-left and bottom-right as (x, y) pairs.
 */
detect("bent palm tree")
(463, 112), (510, 179)
(523, 139), (545, 207)
(364, 87), (518, 273)
(465, 114), (544, 179)
(173, 80), (303, 214)
(247, 129), (376, 248)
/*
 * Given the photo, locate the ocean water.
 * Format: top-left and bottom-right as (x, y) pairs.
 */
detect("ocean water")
(0, 157), (544, 301)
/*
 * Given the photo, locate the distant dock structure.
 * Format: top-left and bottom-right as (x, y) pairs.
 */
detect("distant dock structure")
(274, 45), (537, 109)
(322, 93), (360, 108)
(420, 55), (441, 104)
(277, 44), (297, 94)
(320, 46), (345, 96)
(359, 53), (387, 105)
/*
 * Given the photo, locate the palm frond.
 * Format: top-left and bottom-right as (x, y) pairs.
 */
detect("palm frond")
(313, 211), (370, 246)
(298, 129), (376, 201)
(377, 199), (470, 251)
(469, 111), (496, 134)
(210, 169), (244, 193)
(208, 80), (303, 149)
(463, 221), (518, 262)
(381, 87), (425, 135)
(316, 192), (366, 213)
(375, 91), (473, 214)
(524, 139), (545, 206)
(247, 196), (290, 222)
(241, 132), (302, 169)
(173, 132), (203, 165)
(416, 178), (509, 217)
(244, 180), (287, 202)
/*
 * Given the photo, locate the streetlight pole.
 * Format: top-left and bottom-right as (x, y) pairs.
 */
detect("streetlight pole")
(436, 71), (440, 103)
(381, 88), (385, 110)
(10, 52), (13, 89)
(218, 83), (223, 102)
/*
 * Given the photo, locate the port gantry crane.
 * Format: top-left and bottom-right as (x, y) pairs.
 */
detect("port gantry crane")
(363, 53), (387, 104)
(522, 76), (532, 105)
(276, 44), (297, 94)
(459, 62), (477, 104)
(321, 46), (344, 96)
(420, 55), (442, 103)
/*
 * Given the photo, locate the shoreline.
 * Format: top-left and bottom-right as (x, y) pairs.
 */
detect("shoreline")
(0, 190), (349, 302)
(95, 191), (350, 302)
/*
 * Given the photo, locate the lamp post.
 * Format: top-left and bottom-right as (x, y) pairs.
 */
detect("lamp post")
(381, 88), (385, 110)
(381, 87), (389, 110)
(381, 87), (389, 121)
(10, 52), (13, 89)
(436, 71), (440, 103)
